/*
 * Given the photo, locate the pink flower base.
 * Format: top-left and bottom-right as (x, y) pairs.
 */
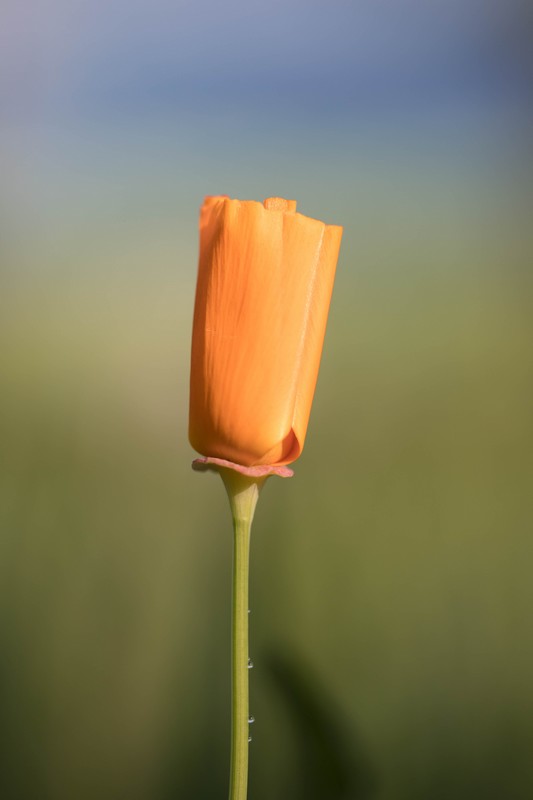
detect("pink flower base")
(192, 456), (294, 478)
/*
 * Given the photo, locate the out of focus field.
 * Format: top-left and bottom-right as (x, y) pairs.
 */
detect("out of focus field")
(1, 2), (533, 798)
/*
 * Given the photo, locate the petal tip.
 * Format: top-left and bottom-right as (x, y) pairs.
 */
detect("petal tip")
(263, 197), (297, 213)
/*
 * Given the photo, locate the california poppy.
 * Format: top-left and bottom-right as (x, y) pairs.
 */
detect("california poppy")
(189, 196), (342, 468)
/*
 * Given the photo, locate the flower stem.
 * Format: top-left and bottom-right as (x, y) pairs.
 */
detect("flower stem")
(220, 469), (265, 800)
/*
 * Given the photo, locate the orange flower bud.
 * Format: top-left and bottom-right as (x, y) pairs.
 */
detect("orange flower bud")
(189, 196), (342, 467)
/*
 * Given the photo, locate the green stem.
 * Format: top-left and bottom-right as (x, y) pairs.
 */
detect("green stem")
(220, 469), (265, 800)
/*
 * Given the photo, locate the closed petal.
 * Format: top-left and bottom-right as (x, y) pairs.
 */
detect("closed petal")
(287, 223), (343, 460)
(189, 196), (342, 466)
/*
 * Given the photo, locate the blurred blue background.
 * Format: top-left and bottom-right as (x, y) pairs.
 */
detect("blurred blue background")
(1, 1), (532, 798)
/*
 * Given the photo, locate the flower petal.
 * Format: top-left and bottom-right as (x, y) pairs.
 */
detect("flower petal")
(189, 196), (342, 466)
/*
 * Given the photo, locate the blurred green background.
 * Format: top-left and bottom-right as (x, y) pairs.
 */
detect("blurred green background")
(1, 1), (532, 798)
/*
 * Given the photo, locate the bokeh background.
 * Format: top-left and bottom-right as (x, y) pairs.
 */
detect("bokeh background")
(1, 1), (532, 798)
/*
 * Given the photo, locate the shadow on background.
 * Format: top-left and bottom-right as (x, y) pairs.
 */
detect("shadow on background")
(263, 649), (376, 800)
